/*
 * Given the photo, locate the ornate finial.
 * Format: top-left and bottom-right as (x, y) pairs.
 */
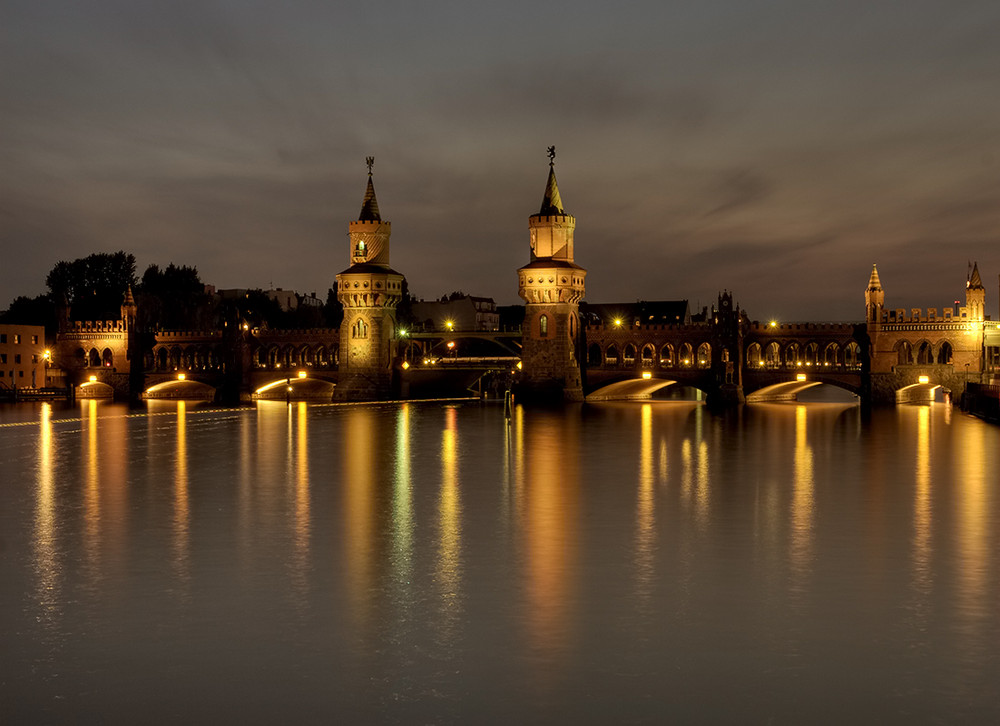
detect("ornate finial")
(547, 146), (556, 166)
(366, 156), (375, 176)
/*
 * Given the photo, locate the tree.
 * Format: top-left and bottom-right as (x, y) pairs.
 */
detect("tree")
(45, 251), (137, 322)
(137, 263), (213, 330)
(0, 294), (57, 337)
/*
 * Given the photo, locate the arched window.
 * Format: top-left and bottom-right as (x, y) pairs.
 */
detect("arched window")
(696, 342), (711, 368)
(605, 345), (619, 365)
(764, 342), (780, 369)
(917, 341), (933, 365)
(623, 344), (636, 364)
(102, 348), (114, 367)
(746, 342), (762, 367)
(804, 342), (818, 366)
(784, 342), (800, 368)
(640, 344), (655, 366)
(680, 343), (694, 367)
(660, 344), (675, 367)
(895, 340), (913, 366)
(824, 343), (840, 367)
(352, 317), (369, 339)
(539, 314), (548, 337)
(88, 348), (101, 367)
(845, 341), (861, 368)
(937, 342), (953, 364)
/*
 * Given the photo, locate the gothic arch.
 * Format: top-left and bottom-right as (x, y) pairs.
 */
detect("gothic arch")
(640, 344), (655, 366)
(823, 342), (840, 367)
(746, 342), (762, 367)
(894, 340), (913, 366)
(605, 344), (619, 365)
(623, 344), (636, 364)
(660, 343), (675, 367)
(784, 342), (800, 367)
(764, 342), (780, 369)
(937, 341), (953, 364)
(916, 341), (934, 365)
(844, 341), (861, 368)
(679, 342), (694, 367)
(696, 342), (711, 369)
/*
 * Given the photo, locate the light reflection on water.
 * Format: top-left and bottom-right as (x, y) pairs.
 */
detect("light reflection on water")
(2, 399), (999, 723)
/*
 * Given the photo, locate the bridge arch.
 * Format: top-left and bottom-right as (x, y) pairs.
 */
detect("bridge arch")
(747, 342), (762, 368)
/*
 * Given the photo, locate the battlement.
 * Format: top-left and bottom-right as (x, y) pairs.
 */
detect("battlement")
(349, 220), (390, 230)
(66, 320), (126, 333)
(155, 330), (225, 341)
(750, 322), (857, 333)
(584, 322), (709, 333)
(879, 306), (977, 323)
(529, 214), (575, 224)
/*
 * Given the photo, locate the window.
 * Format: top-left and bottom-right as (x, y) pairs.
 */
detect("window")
(539, 314), (548, 337)
(14, 354), (21, 364)
(13, 335), (20, 344)
(0, 354), (5, 364)
(18, 370), (24, 378)
(351, 318), (369, 339)
(1, 334), (6, 343)
(31, 335), (38, 344)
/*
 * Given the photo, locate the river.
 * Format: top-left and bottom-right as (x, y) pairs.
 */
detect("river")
(1, 399), (997, 724)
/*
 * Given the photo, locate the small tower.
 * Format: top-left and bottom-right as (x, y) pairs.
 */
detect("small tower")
(865, 264), (884, 325)
(121, 285), (137, 331)
(516, 148), (586, 401)
(966, 262), (985, 322)
(334, 158), (405, 400)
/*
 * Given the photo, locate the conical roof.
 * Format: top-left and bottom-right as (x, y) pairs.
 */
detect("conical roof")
(968, 262), (983, 289)
(867, 264), (882, 290)
(123, 285), (135, 306)
(538, 164), (566, 216)
(359, 175), (381, 222)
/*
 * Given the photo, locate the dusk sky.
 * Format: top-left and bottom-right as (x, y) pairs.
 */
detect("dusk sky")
(3, 0), (999, 321)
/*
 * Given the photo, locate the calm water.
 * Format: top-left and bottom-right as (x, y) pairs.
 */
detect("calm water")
(1, 399), (998, 724)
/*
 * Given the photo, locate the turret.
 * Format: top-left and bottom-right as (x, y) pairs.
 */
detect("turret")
(966, 261), (985, 322)
(865, 264), (884, 324)
(516, 147), (587, 401)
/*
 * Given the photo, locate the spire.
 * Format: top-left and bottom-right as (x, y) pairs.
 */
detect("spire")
(968, 261), (983, 289)
(358, 156), (381, 222)
(538, 146), (566, 216)
(123, 285), (135, 307)
(867, 264), (882, 291)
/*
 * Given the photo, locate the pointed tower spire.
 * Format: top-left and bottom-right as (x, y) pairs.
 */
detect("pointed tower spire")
(867, 264), (882, 292)
(123, 284), (135, 307)
(865, 264), (884, 325)
(538, 145), (565, 216)
(358, 156), (381, 221)
(968, 261), (983, 289)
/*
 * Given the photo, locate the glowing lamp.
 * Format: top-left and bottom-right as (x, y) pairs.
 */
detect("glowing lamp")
(287, 386), (292, 392)
(918, 375), (929, 384)
(89, 375), (97, 383)
(445, 321), (454, 331)
(177, 373), (186, 380)
(297, 371), (307, 378)
(769, 321), (777, 328)
(402, 361), (410, 370)
(516, 361), (523, 370)
(613, 319), (623, 327)
(796, 373), (807, 382)
(642, 372), (652, 380)
(447, 341), (455, 349)
(43, 350), (51, 361)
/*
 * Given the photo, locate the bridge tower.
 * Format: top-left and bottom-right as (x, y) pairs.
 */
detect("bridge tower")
(865, 264), (884, 324)
(967, 262), (985, 322)
(334, 158), (405, 400)
(516, 148), (587, 401)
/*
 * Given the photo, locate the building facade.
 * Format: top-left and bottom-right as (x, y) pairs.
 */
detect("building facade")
(0, 324), (51, 389)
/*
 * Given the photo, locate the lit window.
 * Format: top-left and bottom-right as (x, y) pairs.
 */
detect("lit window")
(539, 315), (548, 337)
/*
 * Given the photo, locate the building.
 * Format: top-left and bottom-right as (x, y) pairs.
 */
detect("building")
(0, 324), (53, 389)
(410, 294), (500, 331)
(333, 159), (406, 400)
(516, 150), (587, 401)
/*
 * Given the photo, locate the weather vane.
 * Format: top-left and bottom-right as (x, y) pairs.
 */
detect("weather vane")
(547, 146), (556, 165)
(366, 156), (375, 175)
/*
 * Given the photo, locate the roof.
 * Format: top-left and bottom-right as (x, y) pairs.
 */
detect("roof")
(969, 262), (983, 289)
(867, 264), (882, 291)
(359, 175), (381, 222)
(536, 164), (566, 216)
(338, 263), (403, 276)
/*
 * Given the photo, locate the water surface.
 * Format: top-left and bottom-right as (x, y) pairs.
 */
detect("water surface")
(1, 400), (997, 724)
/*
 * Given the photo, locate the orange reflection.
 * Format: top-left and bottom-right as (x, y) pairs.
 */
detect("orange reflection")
(392, 404), (414, 589)
(436, 407), (462, 639)
(790, 405), (814, 587)
(83, 399), (101, 577)
(956, 418), (988, 645)
(519, 410), (578, 665)
(912, 405), (932, 595)
(290, 402), (311, 602)
(635, 404), (655, 602)
(343, 406), (376, 630)
(33, 403), (60, 630)
(173, 401), (190, 591)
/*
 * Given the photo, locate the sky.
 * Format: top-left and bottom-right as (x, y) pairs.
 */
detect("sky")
(2, 0), (999, 321)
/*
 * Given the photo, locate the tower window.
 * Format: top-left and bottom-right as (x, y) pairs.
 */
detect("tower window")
(351, 318), (369, 339)
(539, 314), (548, 337)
